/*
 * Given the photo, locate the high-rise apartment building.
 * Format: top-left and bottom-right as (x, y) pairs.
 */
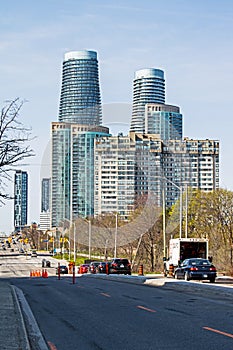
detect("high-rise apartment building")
(130, 68), (165, 133)
(94, 134), (136, 217)
(145, 103), (183, 140)
(40, 178), (51, 231)
(14, 170), (28, 232)
(58, 50), (102, 125)
(41, 178), (51, 212)
(51, 50), (107, 227)
(39, 212), (51, 231)
(51, 122), (109, 227)
(51, 50), (220, 231)
(94, 133), (219, 216)
(162, 138), (219, 207)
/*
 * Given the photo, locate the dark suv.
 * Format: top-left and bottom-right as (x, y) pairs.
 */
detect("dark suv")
(109, 258), (131, 275)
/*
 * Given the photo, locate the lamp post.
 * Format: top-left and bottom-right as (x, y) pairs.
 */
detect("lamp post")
(88, 220), (91, 259)
(114, 213), (118, 259)
(162, 177), (183, 239)
(63, 218), (76, 262)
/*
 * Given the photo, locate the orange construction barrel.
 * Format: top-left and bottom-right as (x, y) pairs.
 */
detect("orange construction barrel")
(138, 264), (144, 276)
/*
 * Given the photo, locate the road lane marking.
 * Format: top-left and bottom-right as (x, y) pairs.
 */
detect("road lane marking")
(100, 292), (111, 298)
(48, 341), (58, 350)
(203, 326), (233, 339)
(137, 305), (156, 313)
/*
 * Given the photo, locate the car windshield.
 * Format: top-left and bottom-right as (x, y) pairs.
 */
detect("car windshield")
(115, 259), (129, 264)
(189, 259), (211, 266)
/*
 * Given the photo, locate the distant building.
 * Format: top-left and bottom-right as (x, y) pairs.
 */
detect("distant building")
(51, 122), (110, 227)
(145, 103), (183, 140)
(130, 68), (165, 133)
(39, 212), (51, 231)
(14, 170), (28, 232)
(94, 133), (219, 215)
(58, 50), (102, 125)
(94, 133), (136, 217)
(41, 178), (51, 212)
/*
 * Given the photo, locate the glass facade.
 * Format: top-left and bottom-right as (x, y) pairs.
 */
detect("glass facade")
(51, 123), (110, 227)
(14, 170), (28, 231)
(145, 103), (183, 140)
(130, 68), (165, 133)
(41, 178), (51, 212)
(59, 50), (102, 125)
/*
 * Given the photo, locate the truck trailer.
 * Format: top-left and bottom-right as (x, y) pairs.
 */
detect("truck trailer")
(164, 237), (209, 277)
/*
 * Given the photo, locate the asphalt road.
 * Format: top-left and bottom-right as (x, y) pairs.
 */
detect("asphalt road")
(11, 275), (233, 350)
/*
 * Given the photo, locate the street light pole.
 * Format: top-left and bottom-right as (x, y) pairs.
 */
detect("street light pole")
(88, 220), (91, 259)
(64, 218), (76, 261)
(73, 221), (76, 262)
(162, 187), (166, 258)
(114, 213), (118, 259)
(185, 183), (188, 238)
(162, 177), (183, 239)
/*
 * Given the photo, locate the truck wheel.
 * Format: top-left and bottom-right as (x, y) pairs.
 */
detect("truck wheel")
(184, 272), (190, 281)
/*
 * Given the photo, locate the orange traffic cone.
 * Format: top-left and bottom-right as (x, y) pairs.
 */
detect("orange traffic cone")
(44, 269), (48, 278)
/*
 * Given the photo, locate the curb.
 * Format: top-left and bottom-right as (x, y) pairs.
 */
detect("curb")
(11, 285), (31, 350)
(14, 286), (50, 350)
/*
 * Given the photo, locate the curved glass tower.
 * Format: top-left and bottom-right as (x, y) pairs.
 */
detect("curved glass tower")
(130, 68), (165, 133)
(58, 50), (102, 125)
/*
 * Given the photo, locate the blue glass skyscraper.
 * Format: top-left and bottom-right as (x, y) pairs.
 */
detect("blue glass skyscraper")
(130, 68), (165, 133)
(58, 50), (102, 125)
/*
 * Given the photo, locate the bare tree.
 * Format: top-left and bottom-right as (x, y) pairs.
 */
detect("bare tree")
(0, 98), (34, 202)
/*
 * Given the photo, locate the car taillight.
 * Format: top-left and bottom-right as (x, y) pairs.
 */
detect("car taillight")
(190, 267), (198, 271)
(112, 263), (117, 267)
(128, 263), (131, 267)
(210, 267), (216, 271)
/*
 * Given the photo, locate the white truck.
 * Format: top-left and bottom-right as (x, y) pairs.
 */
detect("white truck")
(163, 237), (209, 277)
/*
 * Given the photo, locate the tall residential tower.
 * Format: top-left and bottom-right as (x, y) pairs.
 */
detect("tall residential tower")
(130, 68), (165, 133)
(14, 170), (28, 232)
(58, 50), (102, 125)
(52, 50), (109, 227)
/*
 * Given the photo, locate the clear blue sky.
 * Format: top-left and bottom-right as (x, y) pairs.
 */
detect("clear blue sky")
(1, 0), (233, 233)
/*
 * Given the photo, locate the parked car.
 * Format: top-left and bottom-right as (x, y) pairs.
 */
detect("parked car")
(78, 264), (90, 274)
(97, 262), (107, 274)
(108, 258), (131, 275)
(174, 258), (217, 282)
(56, 265), (68, 274)
(31, 250), (37, 257)
(89, 262), (100, 274)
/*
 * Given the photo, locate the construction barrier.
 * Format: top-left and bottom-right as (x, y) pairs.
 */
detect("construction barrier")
(169, 264), (174, 277)
(138, 264), (144, 276)
(68, 261), (75, 274)
(30, 269), (48, 278)
(42, 269), (48, 278)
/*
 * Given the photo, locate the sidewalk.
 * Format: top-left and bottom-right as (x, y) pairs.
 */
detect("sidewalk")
(0, 279), (30, 350)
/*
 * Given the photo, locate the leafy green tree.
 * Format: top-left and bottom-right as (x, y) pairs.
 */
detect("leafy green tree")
(187, 189), (233, 274)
